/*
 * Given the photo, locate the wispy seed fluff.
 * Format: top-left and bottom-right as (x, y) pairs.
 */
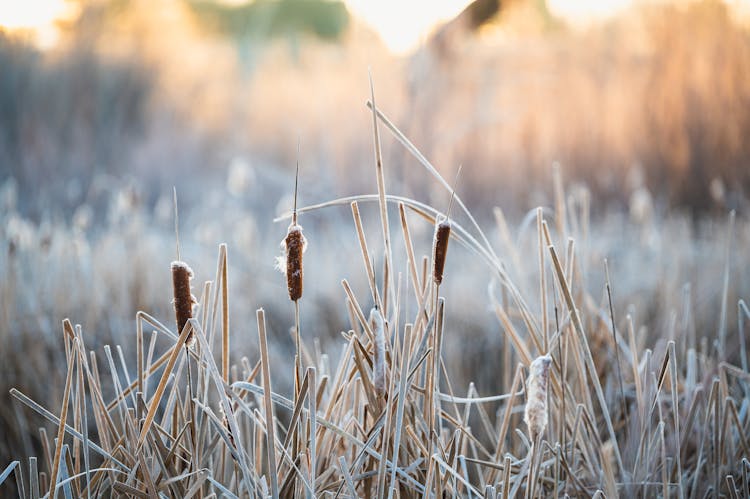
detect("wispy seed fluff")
(171, 261), (196, 344)
(524, 354), (552, 442)
(432, 217), (451, 285)
(275, 224), (307, 302)
(369, 306), (386, 397)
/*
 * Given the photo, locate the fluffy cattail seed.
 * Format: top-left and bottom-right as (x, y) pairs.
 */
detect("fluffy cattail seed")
(524, 354), (552, 442)
(432, 218), (451, 285)
(276, 224), (306, 302)
(369, 306), (386, 397)
(171, 260), (195, 343)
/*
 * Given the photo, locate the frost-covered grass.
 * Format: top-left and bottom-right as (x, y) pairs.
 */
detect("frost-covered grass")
(1, 97), (749, 497)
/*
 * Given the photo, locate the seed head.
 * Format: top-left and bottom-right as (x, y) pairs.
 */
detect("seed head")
(432, 218), (451, 285)
(369, 306), (386, 397)
(276, 224), (307, 302)
(171, 260), (196, 344)
(524, 354), (552, 442)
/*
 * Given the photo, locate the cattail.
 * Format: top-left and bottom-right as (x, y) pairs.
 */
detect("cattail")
(276, 224), (306, 302)
(432, 166), (461, 286)
(171, 260), (195, 343)
(276, 156), (306, 302)
(432, 218), (451, 285)
(369, 306), (386, 397)
(524, 354), (552, 442)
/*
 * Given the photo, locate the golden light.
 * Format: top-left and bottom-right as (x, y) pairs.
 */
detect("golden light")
(0, 0), (78, 48)
(346, 0), (637, 54)
(346, 0), (474, 54)
(547, 0), (633, 26)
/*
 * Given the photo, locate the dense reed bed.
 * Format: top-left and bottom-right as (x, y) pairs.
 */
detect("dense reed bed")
(2, 87), (750, 498)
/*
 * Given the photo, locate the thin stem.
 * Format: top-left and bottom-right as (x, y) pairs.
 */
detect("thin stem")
(173, 186), (180, 261)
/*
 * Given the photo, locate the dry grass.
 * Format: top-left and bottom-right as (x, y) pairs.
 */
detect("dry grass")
(1, 85), (749, 497)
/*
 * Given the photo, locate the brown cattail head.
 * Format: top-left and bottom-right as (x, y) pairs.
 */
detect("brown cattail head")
(369, 306), (386, 397)
(276, 224), (306, 302)
(171, 261), (195, 343)
(432, 218), (451, 285)
(524, 354), (552, 442)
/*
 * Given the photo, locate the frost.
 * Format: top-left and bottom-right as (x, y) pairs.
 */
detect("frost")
(171, 260), (194, 278)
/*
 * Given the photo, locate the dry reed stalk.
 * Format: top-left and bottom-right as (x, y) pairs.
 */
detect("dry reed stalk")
(368, 73), (394, 316)
(307, 366), (317, 497)
(537, 208), (548, 354)
(47, 322), (76, 499)
(351, 200), (381, 308)
(387, 323), (413, 499)
(256, 308), (280, 499)
(718, 210), (735, 359)
(369, 306), (386, 397)
(500, 454), (512, 499)
(398, 203), (427, 313)
(548, 242), (625, 478)
(220, 243), (229, 384)
(604, 259), (630, 443)
(552, 162), (567, 240)
(136, 322), (193, 449)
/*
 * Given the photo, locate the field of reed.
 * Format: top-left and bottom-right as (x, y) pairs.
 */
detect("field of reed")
(1, 84), (749, 497)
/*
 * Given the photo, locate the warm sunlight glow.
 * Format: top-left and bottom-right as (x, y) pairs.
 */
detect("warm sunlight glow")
(346, 0), (637, 54)
(0, 0), (78, 48)
(346, 0), (474, 54)
(547, 0), (633, 26)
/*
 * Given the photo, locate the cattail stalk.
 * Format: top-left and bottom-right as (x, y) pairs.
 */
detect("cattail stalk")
(369, 306), (386, 397)
(284, 225), (305, 302)
(432, 219), (451, 286)
(277, 157), (307, 400)
(432, 166), (460, 287)
(277, 219), (307, 384)
(171, 261), (195, 344)
(525, 354), (552, 442)
(524, 354), (552, 499)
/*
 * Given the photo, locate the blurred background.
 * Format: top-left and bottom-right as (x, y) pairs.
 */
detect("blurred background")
(2, 0), (750, 465)
(2, 0), (750, 217)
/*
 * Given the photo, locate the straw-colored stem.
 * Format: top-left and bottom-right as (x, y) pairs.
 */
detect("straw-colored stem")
(221, 244), (229, 384)
(48, 322), (76, 499)
(257, 308), (280, 499)
(369, 72), (394, 317)
(137, 322), (193, 449)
